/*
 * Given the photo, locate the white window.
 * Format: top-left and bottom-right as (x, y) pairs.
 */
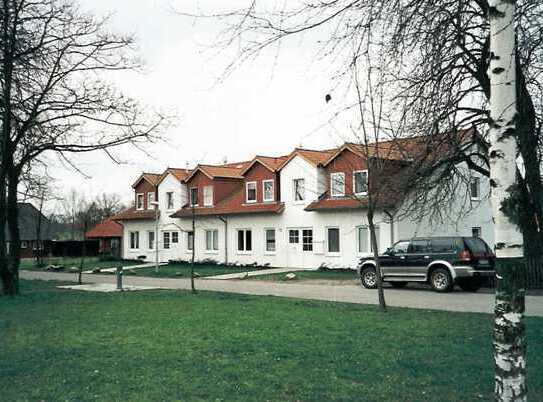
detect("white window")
(172, 231), (179, 243)
(327, 228), (340, 253)
(331, 172), (345, 197)
(357, 226), (369, 253)
(21, 241), (28, 249)
(203, 186), (214, 207)
(148, 231), (155, 249)
(166, 192), (174, 210)
(263, 180), (274, 202)
(293, 179), (305, 201)
(187, 231), (194, 250)
(353, 170), (369, 195)
(190, 188), (198, 206)
(289, 229), (300, 244)
(472, 227), (482, 238)
(265, 229), (276, 252)
(205, 230), (219, 251)
(163, 232), (170, 249)
(147, 192), (155, 209)
(470, 177), (480, 200)
(237, 229), (252, 252)
(302, 229), (313, 251)
(246, 182), (257, 203)
(136, 194), (144, 210)
(357, 226), (380, 253)
(130, 231), (139, 249)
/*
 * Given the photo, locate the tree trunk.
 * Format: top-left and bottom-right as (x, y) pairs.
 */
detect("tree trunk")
(190, 207), (196, 293)
(367, 206), (386, 312)
(5, 167), (20, 295)
(79, 220), (87, 285)
(488, 1), (527, 400)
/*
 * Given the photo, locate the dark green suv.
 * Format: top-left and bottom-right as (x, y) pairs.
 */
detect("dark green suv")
(357, 236), (495, 292)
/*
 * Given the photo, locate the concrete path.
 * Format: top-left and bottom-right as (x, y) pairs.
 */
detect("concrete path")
(19, 270), (543, 317)
(82, 262), (167, 274)
(206, 267), (312, 280)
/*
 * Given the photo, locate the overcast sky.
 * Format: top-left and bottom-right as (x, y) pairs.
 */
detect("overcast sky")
(43, 0), (351, 210)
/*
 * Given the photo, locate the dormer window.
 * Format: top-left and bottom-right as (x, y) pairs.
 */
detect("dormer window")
(203, 186), (214, 207)
(330, 172), (345, 197)
(190, 188), (198, 206)
(147, 193), (155, 209)
(263, 180), (274, 202)
(166, 192), (174, 210)
(470, 177), (480, 200)
(136, 194), (144, 210)
(293, 179), (305, 201)
(353, 170), (368, 195)
(246, 182), (257, 203)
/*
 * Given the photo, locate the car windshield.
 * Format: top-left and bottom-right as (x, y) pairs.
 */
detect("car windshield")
(391, 241), (410, 254)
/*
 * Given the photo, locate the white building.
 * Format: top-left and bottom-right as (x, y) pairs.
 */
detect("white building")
(114, 135), (494, 269)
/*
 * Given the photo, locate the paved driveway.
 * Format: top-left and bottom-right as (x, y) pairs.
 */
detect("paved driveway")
(19, 270), (543, 317)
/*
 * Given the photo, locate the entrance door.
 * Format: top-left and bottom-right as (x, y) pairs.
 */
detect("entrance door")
(286, 228), (313, 268)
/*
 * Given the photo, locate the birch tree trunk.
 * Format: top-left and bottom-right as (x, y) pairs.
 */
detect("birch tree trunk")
(488, 1), (527, 400)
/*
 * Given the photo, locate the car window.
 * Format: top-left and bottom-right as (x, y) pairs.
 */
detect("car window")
(464, 237), (490, 255)
(391, 240), (410, 254)
(430, 238), (456, 253)
(409, 240), (430, 253)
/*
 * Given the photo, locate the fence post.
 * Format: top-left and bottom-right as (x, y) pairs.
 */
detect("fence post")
(116, 266), (123, 291)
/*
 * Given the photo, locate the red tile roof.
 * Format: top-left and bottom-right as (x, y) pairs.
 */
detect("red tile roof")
(171, 183), (285, 218)
(240, 155), (290, 175)
(86, 219), (123, 238)
(185, 162), (251, 181)
(111, 207), (159, 221)
(131, 172), (162, 188)
(164, 167), (190, 182)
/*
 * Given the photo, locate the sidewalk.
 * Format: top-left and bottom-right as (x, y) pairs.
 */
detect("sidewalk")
(19, 270), (543, 317)
(206, 266), (312, 279)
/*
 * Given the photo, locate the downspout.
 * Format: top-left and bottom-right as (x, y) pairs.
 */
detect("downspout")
(218, 216), (228, 265)
(384, 209), (395, 246)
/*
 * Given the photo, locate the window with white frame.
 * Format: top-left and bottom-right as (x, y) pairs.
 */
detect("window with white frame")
(136, 194), (144, 210)
(288, 229), (299, 244)
(357, 226), (380, 253)
(130, 231), (139, 249)
(263, 180), (274, 202)
(237, 229), (252, 252)
(190, 188), (198, 206)
(330, 172), (345, 197)
(327, 228), (340, 253)
(21, 241), (28, 249)
(148, 231), (155, 249)
(172, 231), (179, 243)
(205, 230), (219, 251)
(302, 229), (313, 251)
(472, 227), (482, 238)
(166, 192), (174, 210)
(203, 186), (214, 206)
(371, 226), (380, 252)
(147, 192), (155, 209)
(187, 231), (194, 250)
(163, 232), (170, 249)
(265, 229), (276, 252)
(353, 170), (369, 195)
(470, 177), (480, 200)
(357, 226), (369, 253)
(293, 179), (305, 201)
(246, 182), (257, 203)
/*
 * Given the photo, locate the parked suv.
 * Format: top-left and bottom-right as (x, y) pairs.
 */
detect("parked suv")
(357, 236), (495, 292)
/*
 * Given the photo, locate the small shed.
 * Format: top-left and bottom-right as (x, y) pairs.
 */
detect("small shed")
(86, 219), (123, 258)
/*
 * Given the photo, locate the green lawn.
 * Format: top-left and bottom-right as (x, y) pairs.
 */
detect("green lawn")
(254, 269), (357, 282)
(19, 257), (140, 272)
(127, 262), (261, 278)
(1, 280), (542, 401)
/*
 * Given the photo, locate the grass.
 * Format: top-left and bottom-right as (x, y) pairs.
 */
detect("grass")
(1, 280), (542, 401)
(254, 268), (357, 282)
(127, 261), (262, 278)
(19, 257), (141, 272)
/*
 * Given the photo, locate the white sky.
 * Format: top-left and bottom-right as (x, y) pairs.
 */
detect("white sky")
(43, 0), (354, 211)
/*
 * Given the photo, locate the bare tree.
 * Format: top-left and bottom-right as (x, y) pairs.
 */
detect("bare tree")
(0, 0), (171, 295)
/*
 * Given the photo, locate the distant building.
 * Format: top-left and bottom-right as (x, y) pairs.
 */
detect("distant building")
(5, 203), (55, 258)
(86, 219), (123, 258)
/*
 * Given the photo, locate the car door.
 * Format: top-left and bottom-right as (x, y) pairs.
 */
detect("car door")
(406, 239), (431, 278)
(382, 240), (410, 277)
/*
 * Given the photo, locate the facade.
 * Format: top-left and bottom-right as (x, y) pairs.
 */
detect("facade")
(113, 134), (494, 269)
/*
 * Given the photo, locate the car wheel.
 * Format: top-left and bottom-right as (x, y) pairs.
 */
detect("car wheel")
(360, 267), (378, 289)
(390, 281), (408, 288)
(458, 278), (482, 292)
(429, 268), (453, 292)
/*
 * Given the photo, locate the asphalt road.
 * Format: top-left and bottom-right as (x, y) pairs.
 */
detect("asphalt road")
(19, 270), (543, 317)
